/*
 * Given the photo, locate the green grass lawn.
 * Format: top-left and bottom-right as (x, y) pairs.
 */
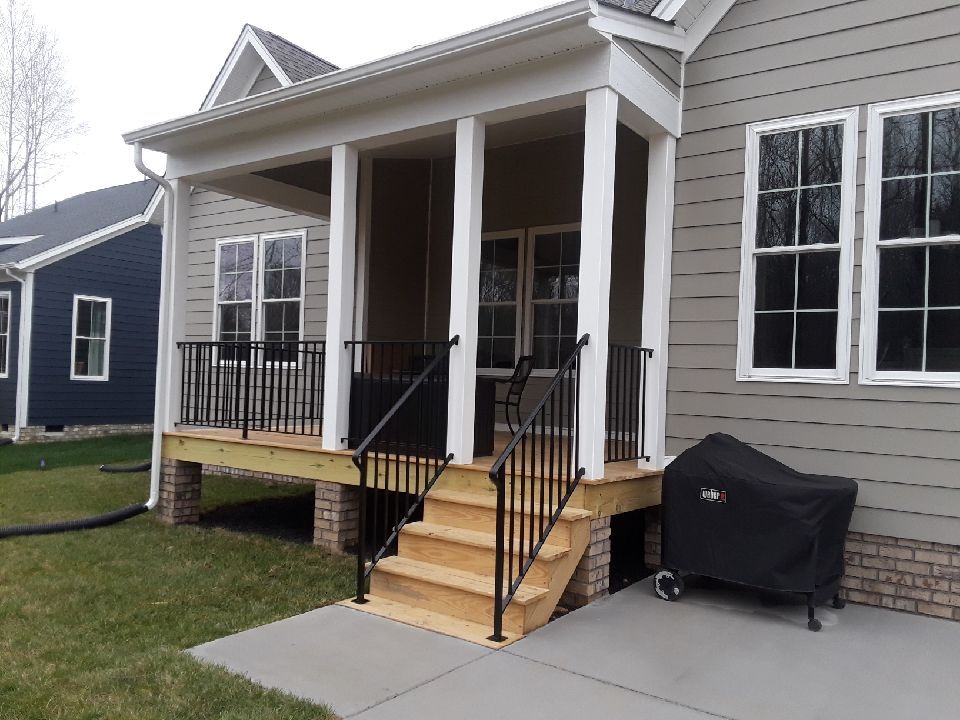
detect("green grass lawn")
(0, 435), (354, 720)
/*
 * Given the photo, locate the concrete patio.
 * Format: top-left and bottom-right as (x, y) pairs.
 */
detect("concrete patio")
(189, 581), (960, 719)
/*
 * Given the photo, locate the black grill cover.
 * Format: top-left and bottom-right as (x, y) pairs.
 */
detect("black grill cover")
(663, 434), (858, 602)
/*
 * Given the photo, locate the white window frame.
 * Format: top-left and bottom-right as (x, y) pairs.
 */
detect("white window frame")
(212, 229), (308, 366)
(736, 108), (859, 384)
(70, 294), (112, 382)
(860, 90), (960, 388)
(0, 290), (10, 379)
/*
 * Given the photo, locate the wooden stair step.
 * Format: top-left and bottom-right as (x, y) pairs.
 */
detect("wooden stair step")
(373, 556), (547, 605)
(338, 595), (520, 649)
(401, 522), (569, 562)
(427, 488), (592, 522)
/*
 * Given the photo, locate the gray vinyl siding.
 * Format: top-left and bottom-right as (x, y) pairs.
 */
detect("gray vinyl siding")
(625, 42), (682, 97)
(247, 65), (282, 96)
(184, 188), (329, 343)
(668, 0), (960, 545)
(0, 280), (19, 426)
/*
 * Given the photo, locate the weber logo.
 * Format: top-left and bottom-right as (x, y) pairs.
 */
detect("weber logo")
(700, 488), (727, 503)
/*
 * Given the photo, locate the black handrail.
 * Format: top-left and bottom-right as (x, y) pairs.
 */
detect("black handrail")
(177, 340), (326, 438)
(487, 333), (589, 642)
(351, 336), (459, 604)
(605, 343), (654, 463)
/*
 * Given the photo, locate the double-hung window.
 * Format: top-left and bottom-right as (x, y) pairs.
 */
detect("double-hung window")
(0, 290), (10, 377)
(71, 295), (111, 381)
(214, 230), (306, 362)
(861, 92), (960, 386)
(476, 225), (581, 373)
(737, 109), (859, 383)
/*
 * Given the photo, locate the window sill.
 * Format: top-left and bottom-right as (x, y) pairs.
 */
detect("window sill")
(736, 372), (849, 385)
(858, 374), (960, 389)
(71, 376), (109, 382)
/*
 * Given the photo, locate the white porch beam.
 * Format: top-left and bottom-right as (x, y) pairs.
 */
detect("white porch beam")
(640, 133), (676, 470)
(446, 117), (486, 465)
(322, 144), (359, 451)
(576, 87), (619, 480)
(203, 174), (331, 220)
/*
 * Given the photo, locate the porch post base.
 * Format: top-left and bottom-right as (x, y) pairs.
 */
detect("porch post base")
(313, 480), (360, 555)
(158, 459), (202, 525)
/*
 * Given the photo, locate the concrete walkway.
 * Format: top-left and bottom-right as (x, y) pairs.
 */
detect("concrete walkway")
(189, 581), (960, 719)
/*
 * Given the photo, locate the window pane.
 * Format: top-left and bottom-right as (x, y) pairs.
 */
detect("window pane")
(534, 233), (562, 266)
(799, 185), (841, 245)
(797, 251), (840, 310)
(263, 239), (284, 270)
(561, 271), (579, 300)
(219, 244), (238, 273)
(481, 270), (517, 302)
(478, 306), (493, 336)
(533, 268), (561, 300)
(87, 339), (105, 376)
(492, 305), (516, 336)
(795, 312), (838, 369)
(559, 336), (577, 364)
(929, 174), (960, 237)
(492, 339), (515, 369)
(494, 238), (519, 269)
(758, 131), (798, 191)
(90, 302), (107, 338)
(264, 303), (284, 334)
(282, 268), (301, 299)
(0, 337), (6, 374)
(929, 244), (960, 307)
(283, 302), (300, 333)
(878, 246), (925, 308)
(219, 305), (237, 335)
(237, 305), (252, 335)
(263, 269), (283, 299)
(561, 232), (581, 265)
(236, 242), (254, 271)
(283, 237), (302, 267)
(534, 336), (559, 370)
(927, 309), (960, 371)
(476, 338), (492, 368)
(880, 177), (927, 240)
(753, 312), (793, 368)
(801, 124), (843, 186)
(756, 190), (797, 248)
(480, 242), (496, 271)
(0, 297), (8, 334)
(534, 304), (560, 336)
(882, 113), (928, 178)
(74, 338), (89, 376)
(755, 254), (796, 311)
(75, 300), (92, 337)
(932, 107), (960, 173)
(877, 310), (924, 371)
(560, 303), (578, 335)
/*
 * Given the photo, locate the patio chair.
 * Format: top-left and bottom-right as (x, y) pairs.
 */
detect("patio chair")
(493, 355), (535, 434)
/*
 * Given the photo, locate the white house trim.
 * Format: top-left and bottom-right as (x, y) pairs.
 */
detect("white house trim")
(70, 295), (112, 382)
(8, 268), (33, 440)
(859, 90), (960, 388)
(587, 2), (686, 52)
(735, 107), (859, 385)
(683, 0), (737, 60)
(201, 25), (293, 111)
(651, 0), (688, 22)
(0, 288), (10, 379)
(0, 235), (41, 246)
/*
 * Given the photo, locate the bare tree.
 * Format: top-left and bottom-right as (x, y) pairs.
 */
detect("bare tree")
(0, 0), (80, 219)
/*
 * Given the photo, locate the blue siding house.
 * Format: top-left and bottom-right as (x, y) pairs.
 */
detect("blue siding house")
(0, 180), (162, 441)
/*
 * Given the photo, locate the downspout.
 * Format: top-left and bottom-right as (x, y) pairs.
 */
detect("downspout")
(6, 267), (33, 443)
(134, 143), (174, 512)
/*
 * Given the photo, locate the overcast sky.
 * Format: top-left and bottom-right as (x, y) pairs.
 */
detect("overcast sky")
(28, 0), (554, 207)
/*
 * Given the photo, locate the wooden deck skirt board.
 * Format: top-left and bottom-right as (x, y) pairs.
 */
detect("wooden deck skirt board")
(162, 430), (662, 517)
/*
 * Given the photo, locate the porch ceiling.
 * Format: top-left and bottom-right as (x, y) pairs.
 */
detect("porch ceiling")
(125, 3), (681, 185)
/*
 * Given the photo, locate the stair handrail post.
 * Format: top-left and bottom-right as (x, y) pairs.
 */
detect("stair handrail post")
(354, 451), (369, 604)
(490, 465), (507, 643)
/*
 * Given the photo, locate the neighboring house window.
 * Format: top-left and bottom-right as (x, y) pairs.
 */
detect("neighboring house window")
(214, 231), (306, 357)
(861, 92), (960, 386)
(0, 291), (9, 378)
(737, 109), (859, 383)
(476, 225), (581, 372)
(71, 295), (111, 380)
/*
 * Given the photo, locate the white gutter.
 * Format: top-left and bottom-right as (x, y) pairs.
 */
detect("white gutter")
(6, 267), (33, 442)
(133, 144), (171, 511)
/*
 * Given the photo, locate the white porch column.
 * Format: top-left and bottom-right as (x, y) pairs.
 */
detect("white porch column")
(576, 88), (619, 480)
(640, 133), (677, 470)
(446, 116), (486, 464)
(322, 143), (359, 450)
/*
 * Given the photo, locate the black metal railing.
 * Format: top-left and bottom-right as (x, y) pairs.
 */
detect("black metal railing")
(487, 333), (589, 642)
(605, 344), (654, 463)
(178, 340), (326, 438)
(351, 336), (459, 604)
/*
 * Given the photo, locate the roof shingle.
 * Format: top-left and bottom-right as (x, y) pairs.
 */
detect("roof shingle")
(597, 0), (660, 14)
(250, 26), (339, 83)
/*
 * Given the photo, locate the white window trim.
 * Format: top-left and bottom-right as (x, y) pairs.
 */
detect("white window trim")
(860, 90), (960, 388)
(478, 229), (526, 377)
(736, 107), (859, 384)
(0, 289), (10, 379)
(70, 294), (112, 382)
(212, 230), (308, 366)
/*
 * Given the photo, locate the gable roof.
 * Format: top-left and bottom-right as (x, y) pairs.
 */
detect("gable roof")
(597, 0), (660, 15)
(0, 180), (158, 268)
(249, 26), (339, 83)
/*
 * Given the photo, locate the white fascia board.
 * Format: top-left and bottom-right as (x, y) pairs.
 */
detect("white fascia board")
(683, 0), (736, 60)
(609, 42), (682, 137)
(124, 1), (594, 148)
(201, 25), (293, 111)
(7, 216), (148, 271)
(588, 3), (686, 51)
(651, 0), (688, 21)
(0, 235), (41, 246)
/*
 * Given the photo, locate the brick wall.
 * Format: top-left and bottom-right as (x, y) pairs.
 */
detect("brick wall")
(643, 509), (959, 622)
(16, 423), (152, 443)
(561, 517), (612, 609)
(203, 465), (315, 486)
